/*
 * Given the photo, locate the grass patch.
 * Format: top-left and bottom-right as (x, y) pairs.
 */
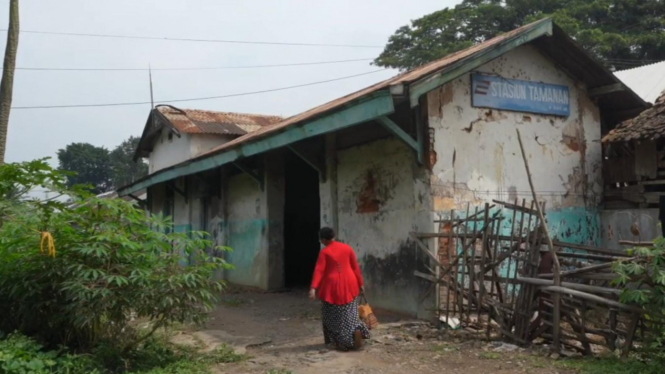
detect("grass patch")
(265, 370), (293, 374)
(478, 351), (502, 360)
(0, 333), (247, 374)
(554, 356), (663, 374)
(431, 342), (459, 353)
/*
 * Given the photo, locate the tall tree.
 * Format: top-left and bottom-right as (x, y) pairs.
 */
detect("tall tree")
(110, 136), (148, 188)
(57, 143), (112, 194)
(0, 0), (19, 165)
(374, 0), (665, 71)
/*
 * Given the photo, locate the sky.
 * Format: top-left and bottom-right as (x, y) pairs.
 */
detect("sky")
(1, 0), (459, 165)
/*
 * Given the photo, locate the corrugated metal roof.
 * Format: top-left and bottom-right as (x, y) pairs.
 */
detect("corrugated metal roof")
(199, 19), (645, 158)
(603, 90), (665, 143)
(157, 106), (282, 136)
(199, 19), (552, 158)
(615, 60), (665, 104)
(120, 18), (648, 196)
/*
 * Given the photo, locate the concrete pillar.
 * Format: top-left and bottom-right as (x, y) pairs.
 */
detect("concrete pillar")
(320, 133), (339, 232)
(264, 152), (285, 290)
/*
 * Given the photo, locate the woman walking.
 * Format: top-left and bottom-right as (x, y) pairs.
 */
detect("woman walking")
(309, 227), (370, 350)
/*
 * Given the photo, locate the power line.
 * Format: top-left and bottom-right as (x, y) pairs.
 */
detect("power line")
(1, 29), (383, 48)
(8, 58), (374, 72)
(11, 69), (389, 110)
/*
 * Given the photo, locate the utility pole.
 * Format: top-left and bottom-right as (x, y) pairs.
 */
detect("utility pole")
(0, 0), (19, 165)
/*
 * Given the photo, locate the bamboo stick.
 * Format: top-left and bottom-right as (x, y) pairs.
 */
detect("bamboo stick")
(517, 128), (562, 352)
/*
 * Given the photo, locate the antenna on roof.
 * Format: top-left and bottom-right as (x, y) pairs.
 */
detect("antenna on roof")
(148, 63), (154, 108)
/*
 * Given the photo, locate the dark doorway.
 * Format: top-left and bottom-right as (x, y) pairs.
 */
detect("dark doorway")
(283, 152), (321, 288)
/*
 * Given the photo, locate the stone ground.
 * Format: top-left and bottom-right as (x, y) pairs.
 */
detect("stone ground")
(172, 288), (576, 374)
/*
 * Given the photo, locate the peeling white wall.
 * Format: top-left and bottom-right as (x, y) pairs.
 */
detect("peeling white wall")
(149, 129), (233, 174)
(190, 134), (235, 158)
(332, 138), (435, 317)
(427, 45), (602, 213)
(149, 129), (192, 174)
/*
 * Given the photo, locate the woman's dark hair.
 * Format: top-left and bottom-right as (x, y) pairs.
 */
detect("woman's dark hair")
(319, 227), (335, 241)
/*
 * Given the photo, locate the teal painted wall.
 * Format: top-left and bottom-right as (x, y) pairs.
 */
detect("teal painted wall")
(449, 206), (600, 286)
(225, 218), (267, 287)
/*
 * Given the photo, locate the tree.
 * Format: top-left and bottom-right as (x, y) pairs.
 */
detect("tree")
(0, 0), (19, 165)
(57, 143), (112, 194)
(110, 136), (148, 188)
(374, 0), (665, 71)
(0, 159), (232, 352)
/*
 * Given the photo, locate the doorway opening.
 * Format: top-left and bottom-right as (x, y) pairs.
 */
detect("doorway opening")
(283, 152), (321, 288)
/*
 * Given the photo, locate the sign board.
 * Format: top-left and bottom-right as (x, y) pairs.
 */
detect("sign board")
(471, 73), (570, 117)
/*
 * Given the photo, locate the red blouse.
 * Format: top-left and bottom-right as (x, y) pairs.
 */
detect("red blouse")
(311, 241), (364, 305)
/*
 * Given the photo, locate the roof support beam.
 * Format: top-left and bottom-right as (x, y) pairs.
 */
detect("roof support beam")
(118, 91), (394, 196)
(588, 83), (625, 97)
(232, 161), (264, 191)
(287, 144), (326, 182)
(166, 181), (187, 203)
(408, 19), (554, 107)
(377, 115), (423, 164)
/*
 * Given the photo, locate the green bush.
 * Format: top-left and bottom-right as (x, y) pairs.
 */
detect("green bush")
(613, 237), (665, 354)
(0, 333), (102, 374)
(0, 160), (233, 352)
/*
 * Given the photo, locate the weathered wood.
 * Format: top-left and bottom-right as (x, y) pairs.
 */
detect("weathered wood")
(609, 309), (617, 351)
(492, 199), (538, 215)
(540, 286), (643, 314)
(517, 128), (562, 352)
(515, 277), (621, 296)
(588, 83), (625, 97)
(538, 261), (620, 279)
(552, 240), (631, 257)
(622, 314), (640, 357)
(410, 233), (444, 268)
(619, 240), (654, 247)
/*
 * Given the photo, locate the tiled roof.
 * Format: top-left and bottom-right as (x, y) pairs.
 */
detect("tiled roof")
(603, 91), (665, 143)
(157, 106), (282, 136)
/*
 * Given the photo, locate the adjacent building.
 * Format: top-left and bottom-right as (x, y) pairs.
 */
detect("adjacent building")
(119, 19), (647, 317)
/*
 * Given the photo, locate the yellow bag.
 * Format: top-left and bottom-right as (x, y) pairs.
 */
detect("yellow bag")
(359, 294), (379, 329)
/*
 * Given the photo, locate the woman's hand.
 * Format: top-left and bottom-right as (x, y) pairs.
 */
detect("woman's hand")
(309, 288), (316, 300)
(360, 285), (365, 294)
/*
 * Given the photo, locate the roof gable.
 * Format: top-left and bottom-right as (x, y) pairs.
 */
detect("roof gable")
(133, 105), (282, 160)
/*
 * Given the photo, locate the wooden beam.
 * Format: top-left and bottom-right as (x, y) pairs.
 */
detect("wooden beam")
(232, 162), (264, 190)
(408, 19), (553, 107)
(410, 232), (443, 268)
(287, 144), (326, 182)
(588, 83), (625, 97)
(516, 128), (562, 353)
(516, 276), (621, 296)
(166, 182), (186, 200)
(541, 286), (643, 314)
(377, 115), (421, 158)
(118, 91), (395, 196)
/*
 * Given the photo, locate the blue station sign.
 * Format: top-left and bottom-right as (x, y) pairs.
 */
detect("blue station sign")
(471, 73), (570, 117)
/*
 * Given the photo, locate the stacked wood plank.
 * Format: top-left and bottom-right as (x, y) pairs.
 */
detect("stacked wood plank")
(412, 200), (657, 356)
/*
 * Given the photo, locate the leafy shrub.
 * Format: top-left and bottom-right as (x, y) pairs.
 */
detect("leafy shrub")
(614, 237), (665, 354)
(0, 333), (101, 374)
(0, 160), (233, 352)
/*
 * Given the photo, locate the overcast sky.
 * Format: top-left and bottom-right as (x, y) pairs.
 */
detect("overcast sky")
(1, 0), (459, 165)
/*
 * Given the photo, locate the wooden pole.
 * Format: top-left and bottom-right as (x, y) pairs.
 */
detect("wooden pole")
(0, 0), (19, 165)
(516, 129), (562, 353)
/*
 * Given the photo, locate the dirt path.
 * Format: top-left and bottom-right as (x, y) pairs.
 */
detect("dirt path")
(178, 289), (574, 374)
